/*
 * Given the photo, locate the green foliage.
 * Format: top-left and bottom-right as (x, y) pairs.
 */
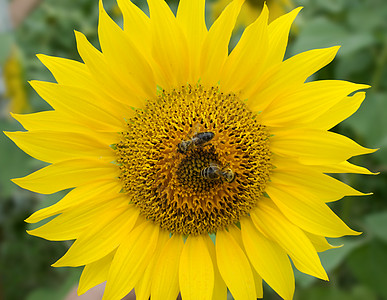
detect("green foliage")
(26, 268), (82, 300)
(0, 120), (31, 199)
(347, 240), (387, 299)
(295, 237), (365, 289)
(344, 93), (387, 163)
(291, 17), (375, 57)
(365, 211), (387, 243)
(0, 33), (14, 65)
(295, 285), (378, 300)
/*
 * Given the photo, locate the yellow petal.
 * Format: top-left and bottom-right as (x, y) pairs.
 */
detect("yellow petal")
(266, 185), (360, 237)
(148, 0), (189, 89)
(304, 232), (342, 253)
(252, 201), (329, 280)
(278, 46), (339, 84)
(252, 267), (263, 299)
(29, 81), (125, 131)
(117, 0), (151, 52)
(103, 221), (159, 300)
(25, 180), (121, 223)
(309, 92), (366, 130)
(116, 2), (167, 91)
(28, 195), (125, 241)
(200, 0), (244, 87)
(241, 217), (294, 300)
(271, 171), (365, 202)
(176, 0), (207, 83)
(227, 225), (263, 299)
(179, 235), (214, 300)
(265, 7), (302, 67)
(53, 205), (139, 267)
(11, 111), (83, 132)
(248, 46), (340, 112)
(227, 224), (243, 246)
(12, 159), (119, 194)
(216, 229), (256, 300)
(271, 157), (369, 201)
(37, 55), (131, 123)
(271, 128), (376, 165)
(203, 235), (227, 300)
(135, 230), (170, 300)
(78, 251), (115, 295)
(151, 234), (184, 300)
(36, 54), (92, 87)
(11, 112), (120, 147)
(262, 81), (370, 127)
(5, 130), (114, 164)
(309, 160), (377, 175)
(98, 1), (156, 99)
(220, 3), (269, 93)
(74, 30), (144, 109)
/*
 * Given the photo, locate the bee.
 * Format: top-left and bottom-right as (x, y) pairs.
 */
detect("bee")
(177, 123), (214, 154)
(221, 166), (235, 183)
(201, 163), (235, 183)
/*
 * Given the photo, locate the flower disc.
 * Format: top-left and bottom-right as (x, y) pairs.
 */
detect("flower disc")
(116, 85), (271, 235)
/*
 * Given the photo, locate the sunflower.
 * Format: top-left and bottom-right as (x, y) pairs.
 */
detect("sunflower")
(6, 0), (376, 299)
(212, 0), (294, 29)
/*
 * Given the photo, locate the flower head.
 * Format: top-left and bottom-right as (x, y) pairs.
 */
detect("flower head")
(6, 0), (376, 299)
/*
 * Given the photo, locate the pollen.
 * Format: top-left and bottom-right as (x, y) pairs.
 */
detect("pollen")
(115, 85), (272, 235)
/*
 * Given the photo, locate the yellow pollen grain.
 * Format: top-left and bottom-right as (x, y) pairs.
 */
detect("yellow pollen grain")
(115, 85), (272, 235)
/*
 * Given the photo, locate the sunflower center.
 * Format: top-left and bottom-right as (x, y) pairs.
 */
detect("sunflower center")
(176, 145), (223, 193)
(115, 85), (272, 235)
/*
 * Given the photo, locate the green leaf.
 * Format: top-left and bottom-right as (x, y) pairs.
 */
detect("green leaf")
(295, 285), (378, 300)
(320, 238), (364, 272)
(342, 92), (387, 164)
(291, 17), (374, 57)
(296, 237), (364, 288)
(347, 0), (387, 32)
(314, 0), (346, 13)
(347, 239), (387, 299)
(26, 190), (70, 230)
(296, 285), (356, 300)
(0, 120), (40, 199)
(26, 268), (82, 300)
(365, 212), (387, 243)
(334, 50), (373, 79)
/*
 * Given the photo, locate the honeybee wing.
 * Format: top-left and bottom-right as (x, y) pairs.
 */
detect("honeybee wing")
(186, 122), (201, 139)
(209, 162), (222, 174)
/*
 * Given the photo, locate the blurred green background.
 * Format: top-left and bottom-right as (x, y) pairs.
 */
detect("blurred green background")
(0, 0), (386, 299)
